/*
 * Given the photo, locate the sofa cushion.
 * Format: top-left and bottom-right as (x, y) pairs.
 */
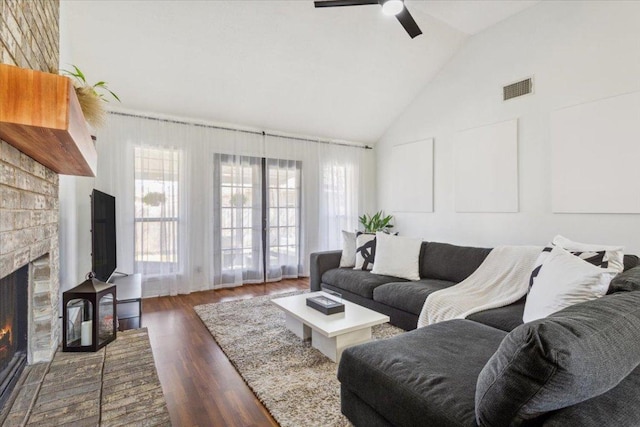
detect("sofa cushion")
(321, 268), (406, 298)
(373, 279), (456, 315)
(542, 365), (640, 427)
(475, 291), (640, 426)
(420, 242), (491, 282)
(466, 298), (525, 332)
(339, 320), (507, 427)
(609, 265), (640, 294)
(623, 254), (639, 271)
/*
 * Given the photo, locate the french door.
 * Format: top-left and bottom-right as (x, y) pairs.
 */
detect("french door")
(213, 154), (301, 287)
(265, 158), (301, 281)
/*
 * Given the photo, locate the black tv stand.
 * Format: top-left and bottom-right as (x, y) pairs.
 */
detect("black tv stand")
(111, 271), (129, 277)
(109, 273), (142, 331)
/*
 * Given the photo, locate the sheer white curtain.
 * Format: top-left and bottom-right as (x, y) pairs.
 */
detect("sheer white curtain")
(96, 116), (199, 296)
(317, 143), (369, 250)
(96, 112), (374, 296)
(213, 153), (264, 287)
(133, 146), (182, 282)
(264, 135), (375, 275)
(265, 158), (302, 281)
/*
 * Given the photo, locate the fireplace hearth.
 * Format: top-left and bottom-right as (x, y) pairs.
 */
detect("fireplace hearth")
(0, 266), (28, 411)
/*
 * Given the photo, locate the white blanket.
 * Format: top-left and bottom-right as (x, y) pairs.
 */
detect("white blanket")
(417, 245), (541, 328)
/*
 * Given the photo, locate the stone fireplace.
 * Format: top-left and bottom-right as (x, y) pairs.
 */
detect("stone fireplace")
(0, 140), (61, 404)
(0, 0), (72, 415)
(0, 141), (60, 365)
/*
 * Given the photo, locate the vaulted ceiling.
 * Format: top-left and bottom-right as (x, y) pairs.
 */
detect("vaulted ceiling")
(60, 0), (537, 144)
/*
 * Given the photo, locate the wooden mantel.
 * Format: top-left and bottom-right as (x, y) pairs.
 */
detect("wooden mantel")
(0, 63), (97, 176)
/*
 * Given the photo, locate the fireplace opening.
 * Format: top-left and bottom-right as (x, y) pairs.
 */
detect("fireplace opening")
(0, 265), (28, 411)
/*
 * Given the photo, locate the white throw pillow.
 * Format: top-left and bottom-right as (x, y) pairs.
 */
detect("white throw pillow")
(552, 235), (624, 273)
(354, 233), (376, 271)
(529, 245), (610, 291)
(371, 232), (422, 281)
(523, 246), (617, 323)
(339, 230), (357, 268)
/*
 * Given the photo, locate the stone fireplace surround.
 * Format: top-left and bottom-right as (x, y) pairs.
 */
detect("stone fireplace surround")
(0, 140), (60, 366)
(0, 0), (69, 416)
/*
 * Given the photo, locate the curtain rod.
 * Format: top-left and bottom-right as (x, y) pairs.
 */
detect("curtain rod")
(108, 111), (373, 150)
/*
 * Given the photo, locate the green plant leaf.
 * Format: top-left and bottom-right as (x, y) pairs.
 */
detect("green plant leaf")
(72, 65), (86, 83)
(105, 88), (121, 102)
(357, 210), (394, 232)
(60, 66), (120, 103)
(61, 69), (79, 78)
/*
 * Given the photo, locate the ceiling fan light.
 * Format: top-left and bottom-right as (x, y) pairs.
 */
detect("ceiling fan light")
(381, 0), (404, 16)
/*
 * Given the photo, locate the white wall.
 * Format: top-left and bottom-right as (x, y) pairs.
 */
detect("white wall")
(377, 1), (640, 253)
(58, 176), (93, 294)
(58, 0), (94, 296)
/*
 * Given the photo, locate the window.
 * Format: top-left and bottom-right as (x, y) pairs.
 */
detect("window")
(214, 154), (301, 286)
(134, 146), (181, 275)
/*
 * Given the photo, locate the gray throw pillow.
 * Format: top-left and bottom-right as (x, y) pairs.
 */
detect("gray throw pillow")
(623, 254), (640, 271)
(475, 291), (640, 426)
(608, 266), (640, 294)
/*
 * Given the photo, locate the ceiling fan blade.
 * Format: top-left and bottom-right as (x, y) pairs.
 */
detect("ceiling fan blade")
(396, 7), (422, 38)
(314, 0), (378, 8)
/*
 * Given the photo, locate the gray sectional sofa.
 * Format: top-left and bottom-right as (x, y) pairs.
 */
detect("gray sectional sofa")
(311, 242), (495, 331)
(310, 241), (640, 426)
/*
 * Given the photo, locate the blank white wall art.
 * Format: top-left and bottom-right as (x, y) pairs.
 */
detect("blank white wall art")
(391, 138), (434, 213)
(454, 119), (519, 213)
(551, 91), (640, 213)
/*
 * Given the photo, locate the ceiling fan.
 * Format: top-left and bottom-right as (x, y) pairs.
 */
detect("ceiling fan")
(314, 0), (422, 39)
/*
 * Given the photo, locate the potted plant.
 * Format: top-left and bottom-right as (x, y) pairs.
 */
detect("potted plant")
(358, 211), (394, 233)
(61, 65), (120, 129)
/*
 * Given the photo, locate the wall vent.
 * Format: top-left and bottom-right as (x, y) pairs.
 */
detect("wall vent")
(503, 77), (533, 101)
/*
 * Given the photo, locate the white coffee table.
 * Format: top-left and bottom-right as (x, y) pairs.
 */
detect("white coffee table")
(272, 292), (390, 363)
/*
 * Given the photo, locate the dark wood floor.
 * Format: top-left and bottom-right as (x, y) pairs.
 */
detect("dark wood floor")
(142, 279), (309, 427)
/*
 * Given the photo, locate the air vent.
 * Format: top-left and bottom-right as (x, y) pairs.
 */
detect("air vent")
(503, 77), (533, 101)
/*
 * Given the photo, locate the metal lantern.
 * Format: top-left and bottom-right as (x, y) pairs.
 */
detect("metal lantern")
(62, 277), (117, 352)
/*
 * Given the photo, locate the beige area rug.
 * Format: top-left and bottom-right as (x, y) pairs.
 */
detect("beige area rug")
(194, 292), (404, 427)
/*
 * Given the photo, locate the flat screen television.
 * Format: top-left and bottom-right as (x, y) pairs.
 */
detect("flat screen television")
(91, 189), (117, 283)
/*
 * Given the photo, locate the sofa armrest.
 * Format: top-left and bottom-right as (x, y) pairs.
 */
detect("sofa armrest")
(310, 250), (342, 291)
